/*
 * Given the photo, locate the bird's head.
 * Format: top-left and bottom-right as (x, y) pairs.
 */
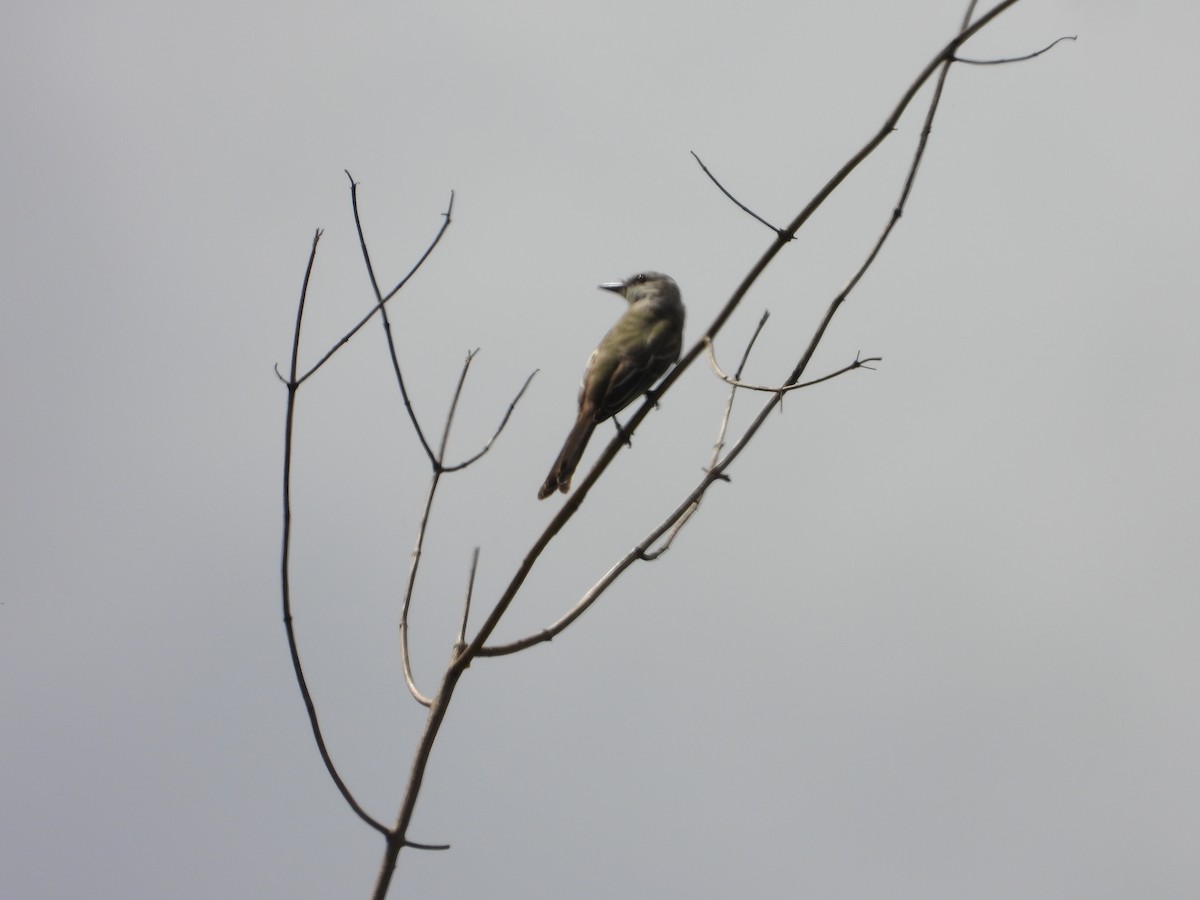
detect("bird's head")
(599, 272), (681, 311)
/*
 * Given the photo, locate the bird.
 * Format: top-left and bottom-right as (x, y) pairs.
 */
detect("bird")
(538, 272), (685, 499)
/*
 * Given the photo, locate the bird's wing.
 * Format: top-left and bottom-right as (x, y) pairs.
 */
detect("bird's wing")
(595, 337), (677, 420)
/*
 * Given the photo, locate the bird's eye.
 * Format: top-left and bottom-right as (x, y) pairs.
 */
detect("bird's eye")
(633, 274), (647, 283)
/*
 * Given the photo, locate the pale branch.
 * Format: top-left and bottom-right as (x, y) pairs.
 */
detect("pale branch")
(399, 471), (439, 708)
(689, 151), (786, 236)
(956, 34), (1076, 65)
(645, 310), (772, 560)
(705, 337), (881, 394)
(279, 230), (388, 836)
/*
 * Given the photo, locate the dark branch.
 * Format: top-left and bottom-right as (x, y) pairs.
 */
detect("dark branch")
(295, 187), (454, 387)
(280, 229), (388, 836)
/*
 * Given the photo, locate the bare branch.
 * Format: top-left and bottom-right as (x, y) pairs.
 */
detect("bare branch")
(956, 35), (1076, 65)
(356, 179), (443, 463)
(645, 311), (771, 559)
(438, 349), (479, 461)
(398, 472), (439, 708)
(443, 368), (538, 472)
(280, 229), (388, 835)
(690, 151), (786, 236)
(705, 337), (881, 394)
(456, 548), (481, 653)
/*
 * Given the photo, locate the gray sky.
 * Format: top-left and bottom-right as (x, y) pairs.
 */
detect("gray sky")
(3, 1), (1198, 898)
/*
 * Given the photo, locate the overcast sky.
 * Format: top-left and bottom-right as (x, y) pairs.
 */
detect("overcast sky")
(3, 1), (1198, 898)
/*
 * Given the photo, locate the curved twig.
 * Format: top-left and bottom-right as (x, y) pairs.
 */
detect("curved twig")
(645, 311), (771, 559)
(398, 349), (479, 706)
(398, 472), (439, 708)
(956, 34), (1076, 65)
(706, 337), (881, 393)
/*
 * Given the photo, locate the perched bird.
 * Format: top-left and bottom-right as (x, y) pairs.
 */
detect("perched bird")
(538, 272), (685, 499)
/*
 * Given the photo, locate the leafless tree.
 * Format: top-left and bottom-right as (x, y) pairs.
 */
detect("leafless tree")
(276, 2), (1071, 896)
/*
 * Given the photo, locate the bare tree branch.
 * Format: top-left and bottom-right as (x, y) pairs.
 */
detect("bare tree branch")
(645, 310), (771, 559)
(705, 337), (881, 394)
(689, 151), (786, 236)
(398, 473), (439, 708)
(351, 175), (455, 461)
(279, 229), (389, 835)
(456, 548), (481, 653)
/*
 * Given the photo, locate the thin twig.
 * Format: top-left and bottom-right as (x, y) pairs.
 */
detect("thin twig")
(705, 337), (881, 393)
(443, 368), (539, 472)
(956, 34), (1076, 65)
(645, 311), (771, 559)
(690, 151), (785, 235)
(456, 548), (481, 653)
(439, 350), (479, 461)
(395, 349), (479, 705)
(403, 839), (451, 851)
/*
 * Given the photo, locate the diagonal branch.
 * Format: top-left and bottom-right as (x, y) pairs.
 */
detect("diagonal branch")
(477, 0), (1016, 659)
(689, 151), (785, 235)
(352, 175), (455, 461)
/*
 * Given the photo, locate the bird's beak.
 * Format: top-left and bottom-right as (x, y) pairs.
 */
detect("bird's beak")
(598, 281), (624, 294)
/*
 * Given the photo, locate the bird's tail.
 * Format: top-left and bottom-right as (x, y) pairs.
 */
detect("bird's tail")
(538, 415), (597, 499)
